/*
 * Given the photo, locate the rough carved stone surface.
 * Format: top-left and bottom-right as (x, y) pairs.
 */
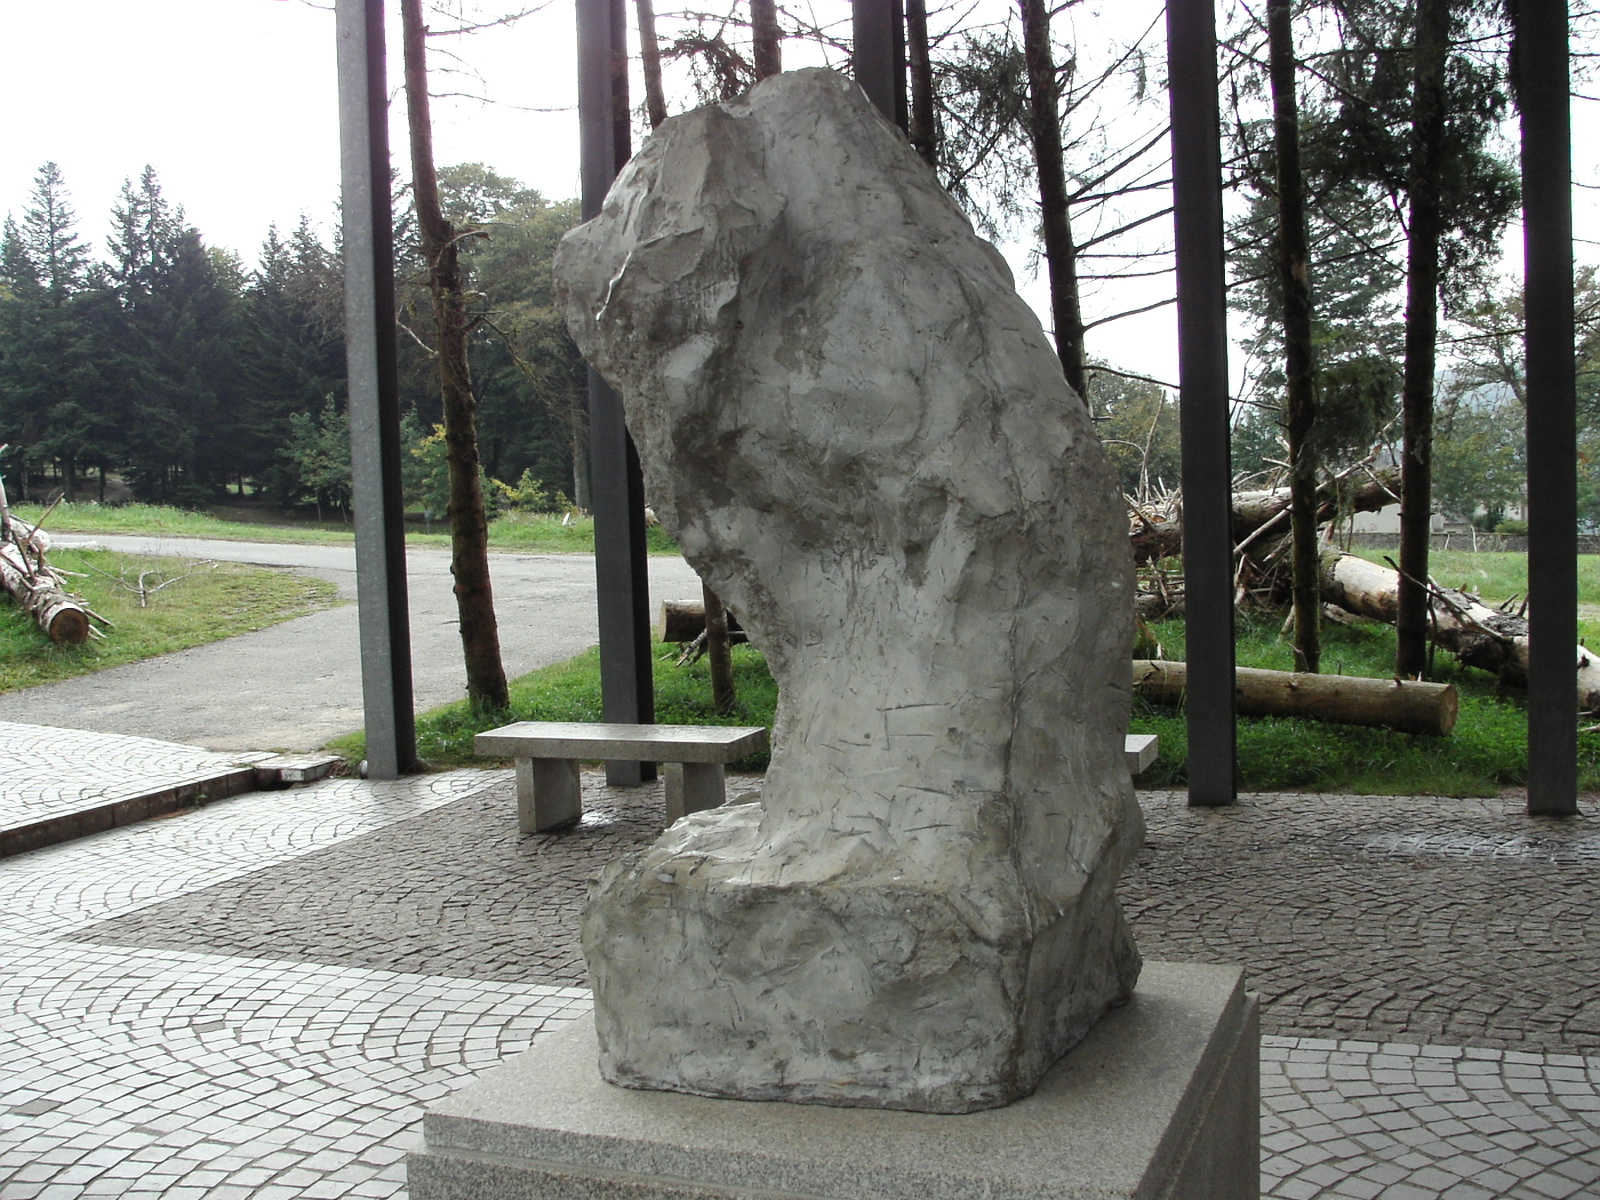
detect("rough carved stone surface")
(553, 68), (1143, 1113)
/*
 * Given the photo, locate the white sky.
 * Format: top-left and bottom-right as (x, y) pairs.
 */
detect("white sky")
(1, 1), (1592, 390)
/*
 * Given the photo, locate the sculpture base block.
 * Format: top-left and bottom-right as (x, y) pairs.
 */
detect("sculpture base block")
(407, 961), (1259, 1200)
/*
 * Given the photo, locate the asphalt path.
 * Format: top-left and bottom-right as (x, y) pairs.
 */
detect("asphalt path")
(0, 534), (704, 753)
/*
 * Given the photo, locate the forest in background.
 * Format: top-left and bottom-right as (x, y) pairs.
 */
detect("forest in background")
(0, 160), (586, 518)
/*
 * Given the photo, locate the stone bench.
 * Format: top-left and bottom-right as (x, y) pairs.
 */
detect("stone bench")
(474, 721), (769, 832)
(1124, 732), (1158, 775)
(476, 724), (1153, 834)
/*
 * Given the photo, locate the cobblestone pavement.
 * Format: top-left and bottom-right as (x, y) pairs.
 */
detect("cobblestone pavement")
(1262, 1036), (1600, 1199)
(1, 768), (588, 1199)
(0, 720), (271, 839)
(1121, 790), (1600, 1056)
(5, 753), (1600, 1198)
(71, 773), (674, 986)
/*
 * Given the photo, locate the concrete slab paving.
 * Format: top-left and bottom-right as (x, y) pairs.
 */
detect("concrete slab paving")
(2, 739), (1598, 1199)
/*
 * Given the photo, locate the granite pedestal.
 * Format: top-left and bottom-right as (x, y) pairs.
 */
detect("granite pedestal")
(407, 960), (1259, 1200)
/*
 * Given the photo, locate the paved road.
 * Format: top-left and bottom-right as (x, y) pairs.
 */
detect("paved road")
(0, 535), (703, 752)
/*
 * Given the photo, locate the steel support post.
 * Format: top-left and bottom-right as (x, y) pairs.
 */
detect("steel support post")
(578, 0), (655, 786)
(1166, 0), (1237, 805)
(336, 0), (417, 780)
(1520, 0), (1578, 816)
(852, 0), (908, 128)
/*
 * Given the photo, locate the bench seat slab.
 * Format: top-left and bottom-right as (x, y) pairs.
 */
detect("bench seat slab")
(476, 721), (767, 764)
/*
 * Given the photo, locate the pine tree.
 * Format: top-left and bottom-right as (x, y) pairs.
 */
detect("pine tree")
(238, 219), (346, 500)
(21, 163), (90, 306)
(105, 168), (244, 504)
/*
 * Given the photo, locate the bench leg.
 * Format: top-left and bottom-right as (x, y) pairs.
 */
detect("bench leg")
(664, 762), (726, 824)
(516, 758), (583, 833)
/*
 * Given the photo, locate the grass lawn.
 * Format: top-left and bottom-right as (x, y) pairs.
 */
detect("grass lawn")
(8, 501), (681, 555)
(0, 548), (340, 694)
(1125, 550), (1600, 794)
(1131, 610), (1600, 794)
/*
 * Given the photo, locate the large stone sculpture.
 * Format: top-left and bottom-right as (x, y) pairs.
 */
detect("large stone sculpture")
(553, 68), (1142, 1114)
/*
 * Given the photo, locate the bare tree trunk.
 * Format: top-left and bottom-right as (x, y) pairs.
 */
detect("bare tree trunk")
(702, 583), (737, 714)
(570, 376), (591, 512)
(1267, 0), (1320, 673)
(1017, 0), (1086, 400)
(906, 0), (938, 167)
(750, 0), (781, 80)
(635, 0), (669, 128)
(401, 0), (509, 713)
(1397, 0), (1450, 679)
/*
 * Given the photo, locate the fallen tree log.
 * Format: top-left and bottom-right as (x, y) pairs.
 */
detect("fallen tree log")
(1318, 549), (1600, 711)
(658, 599), (746, 644)
(1132, 658), (1458, 734)
(0, 515), (92, 645)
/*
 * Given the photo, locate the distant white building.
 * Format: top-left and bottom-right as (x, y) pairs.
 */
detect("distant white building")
(1348, 503), (1448, 534)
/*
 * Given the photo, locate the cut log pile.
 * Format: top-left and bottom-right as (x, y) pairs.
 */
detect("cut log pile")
(0, 457), (96, 645)
(1131, 463), (1600, 713)
(1129, 462), (1402, 568)
(659, 599), (745, 645)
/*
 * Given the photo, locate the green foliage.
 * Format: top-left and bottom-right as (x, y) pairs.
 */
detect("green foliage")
(405, 422), (454, 517)
(0, 549), (339, 693)
(396, 164), (589, 509)
(1088, 368), (1180, 500)
(1231, 405), (1285, 482)
(0, 159), (589, 516)
(1432, 383), (1524, 524)
(282, 396), (352, 519)
(491, 468), (567, 514)
(1442, 266), (1600, 533)
(1224, 1), (1516, 470)
(402, 421), (566, 520)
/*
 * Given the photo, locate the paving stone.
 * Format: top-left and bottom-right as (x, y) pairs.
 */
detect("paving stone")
(1, 764), (590, 1200)
(0, 721), (276, 858)
(72, 773), (666, 985)
(1123, 790), (1600, 1055)
(8, 735), (1600, 1200)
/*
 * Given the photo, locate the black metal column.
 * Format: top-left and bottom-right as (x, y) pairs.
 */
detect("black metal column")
(852, 0), (908, 128)
(578, 0), (656, 785)
(1166, 0), (1237, 805)
(335, 0), (417, 780)
(1520, 0), (1578, 816)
